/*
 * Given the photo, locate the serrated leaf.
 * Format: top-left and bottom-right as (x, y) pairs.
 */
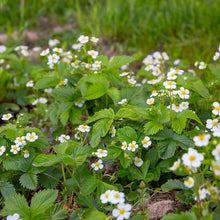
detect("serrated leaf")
(45, 203), (68, 220)
(144, 121), (163, 135)
(129, 167), (144, 180)
(20, 172), (38, 190)
(108, 56), (135, 69)
(105, 145), (122, 159)
(177, 110), (203, 125)
(0, 123), (17, 134)
(0, 193), (29, 218)
(81, 176), (98, 195)
(115, 108), (142, 120)
(69, 107), (82, 124)
(141, 160), (150, 179)
(159, 140), (177, 159)
(83, 83), (109, 100)
(117, 126), (137, 143)
(176, 190), (195, 205)
(172, 116), (187, 134)
(86, 108), (114, 124)
(35, 77), (59, 89)
(3, 157), (30, 171)
(91, 118), (113, 148)
(30, 189), (58, 217)
(52, 87), (75, 102)
(156, 105), (170, 123)
(33, 154), (62, 167)
(162, 212), (197, 220)
(83, 208), (107, 220)
(209, 64), (220, 79)
(190, 80), (209, 98)
(161, 179), (187, 192)
(121, 87), (141, 100)
(107, 87), (120, 104)
(96, 55), (109, 66)
(0, 181), (16, 198)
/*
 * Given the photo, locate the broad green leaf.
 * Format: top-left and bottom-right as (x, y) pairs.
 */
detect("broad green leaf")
(159, 140), (177, 159)
(141, 160), (150, 179)
(129, 167), (144, 180)
(52, 87), (75, 102)
(20, 172), (38, 190)
(0, 194), (29, 218)
(145, 173), (154, 182)
(162, 212), (197, 220)
(119, 151), (134, 168)
(60, 109), (70, 125)
(3, 157), (30, 171)
(161, 179), (187, 192)
(176, 190), (195, 205)
(209, 64), (220, 79)
(30, 189), (58, 217)
(53, 141), (78, 155)
(115, 108), (142, 120)
(144, 121), (163, 135)
(35, 77), (59, 89)
(96, 55), (109, 66)
(0, 123), (16, 134)
(33, 154), (62, 167)
(121, 87), (142, 100)
(177, 110), (203, 125)
(117, 126), (137, 143)
(81, 176), (98, 195)
(107, 87), (120, 104)
(108, 55), (135, 69)
(86, 108), (114, 124)
(91, 118), (113, 148)
(83, 208), (107, 220)
(105, 145), (122, 159)
(190, 80), (209, 98)
(45, 203), (68, 220)
(0, 181), (16, 198)
(69, 107), (82, 124)
(172, 116), (187, 134)
(156, 105), (170, 124)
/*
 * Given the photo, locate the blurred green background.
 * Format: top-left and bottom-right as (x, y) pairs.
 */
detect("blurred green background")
(1, 0), (220, 61)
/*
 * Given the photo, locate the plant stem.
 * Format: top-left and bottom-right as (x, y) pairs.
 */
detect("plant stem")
(61, 163), (67, 204)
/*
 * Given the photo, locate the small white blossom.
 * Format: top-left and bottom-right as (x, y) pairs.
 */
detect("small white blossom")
(178, 87), (190, 99)
(40, 48), (50, 56)
(6, 213), (21, 220)
(15, 136), (26, 147)
(26, 80), (34, 87)
(193, 134), (211, 147)
(32, 99), (38, 106)
(0, 146), (6, 156)
(150, 90), (158, 97)
(170, 159), (181, 171)
(121, 141), (127, 151)
(72, 43), (83, 50)
(134, 157), (143, 167)
(78, 35), (89, 44)
(128, 141), (138, 152)
(75, 100), (85, 107)
(184, 177), (195, 188)
(109, 191), (125, 204)
(26, 132), (38, 142)
(39, 97), (47, 104)
(0, 45), (7, 53)
(213, 52), (220, 61)
(198, 62), (207, 70)
(77, 125), (90, 133)
(174, 59), (181, 65)
(180, 102), (189, 110)
(182, 148), (204, 168)
(119, 72), (129, 77)
(2, 113), (13, 121)
(58, 134), (70, 143)
(91, 159), (104, 171)
(112, 203), (131, 220)
(100, 190), (112, 204)
(142, 136), (151, 148)
(128, 78), (136, 85)
(48, 39), (60, 47)
(212, 102), (220, 116)
(90, 36), (99, 43)
(24, 150), (30, 158)
(118, 99), (127, 105)
(10, 145), (21, 154)
(211, 160), (220, 176)
(94, 149), (108, 158)
(32, 46), (41, 52)
(206, 119), (219, 131)
(195, 188), (210, 201)
(88, 50), (98, 59)
(110, 126), (116, 137)
(52, 47), (63, 53)
(163, 81), (176, 89)
(48, 53), (60, 64)
(212, 144), (220, 161)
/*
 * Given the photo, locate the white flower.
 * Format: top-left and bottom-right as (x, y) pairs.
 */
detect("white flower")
(48, 39), (60, 47)
(182, 148), (204, 168)
(167, 71), (177, 80)
(0, 146), (6, 156)
(58, 78), (68, 86)
(92, 60), (101, 69)
(169, 68), (184, 75)
(26, 132), (38, 142)
(128, 78), (136, 85)
(142, 136), (151, 148)
(110, 126), (116, 137)
(213, 127), (220, 137)
(212, 102), (220, 116)
(174, 59), (181, 65)
(172, 104), (183, 113)
(0, 45), (7, 53)
(72, 43), (83, 50)
(84, 63), (91, 69)
(193, 134), (211, 147)
(147, 79), (158, 85)
(10, 145), (21, 154)
(150, 90), (158, 97)
(198, 62), (207, 70)
(100, 190), (112, 204)
(71, 60), (81, 68)
(146, 98), (154, 105)
(21, 49), (29, 56)
(6, 213), (21, 220)
(32, 46), (41, 52)
(77, 125), (90, 133)
(109, 191), (125, 204)
(94, 149), (108, 158)
(58, 134), (70, 143)
(118, 99), (127, 105)
(180, 102), (189, 110)
(162, 52), (169, 60)
(184, 177), (194, 188)
(78, 35), (89, 44)
(88, 50), (99, 59)
(170, 159), (181, 171)
(134, 157), (143, 167)
(178, 87), (190, 99)
(24, 150), (30, 158)
(213, 52), (220, 61)
(212, 144), (220, 161)
(152, 66), (161, 76)
(119, 72), (129, 77)
(2, 113), (13, 120)
(39, 97), (47, 104)
(26, 80), (34, 87)
(40, 48), (50, 56)
(128, 141), (138, 152)
(91, 159), (104, 171)
(211, 160), (220, 176)
(163, 81), (176, 89)
(121, 141), (127, 150)
(44, 88), (53, 94)
(75, 100), (85, 107)
(32, 99), (38, 105)
(52, 47), (63, 53)
(206, 119), (219, 131)
(195, 188), (210, 201)
(112, 203), (131, 220)
(90, 36), (99, 43)
(145, 64), (153, 71)
(74, 133), (80, 141)
(15, 136), (26, 147)
(48, 54), (60, 64)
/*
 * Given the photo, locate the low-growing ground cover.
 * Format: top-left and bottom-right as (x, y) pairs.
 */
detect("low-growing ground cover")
(0, 35), (220, 219)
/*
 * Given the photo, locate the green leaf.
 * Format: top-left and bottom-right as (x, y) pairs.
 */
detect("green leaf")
(54, 141), (78, 155)
(91, 118), (113, 148)
(172, 116), (187, 134)
(115, 108), (142, 120)
(145, 173), (154, 182)
(33, 154), (62, 167)
(121, 87), (141, 100)
(83, 83), (109, 100)
(129, 167), (144, 180)
(83, 208), (107, 220)
(52, 87), (75, 102)
(161, 179), (187, 192)
(156, 105), (170, 124)
(81, 176), (98, 195)
(105, 145), (122, 159)
(3, 157), (30, 171)
(141, 160), (150, 179)
(35, 77), (59, 89)
(0, 193), (30, 218)
(176, 190), (195, 205)
(119, 151), (134, 168)
(96, 55), (109, 66)
(209, 64), (220, 79)
(30, 189), (58, 217)
(190, 80), (209, 98)
(69, 107), (82, 124)
(107, 87), (120, 104)
(45, 203), (68, 220)
(117, 126), (137, 143)
(0, 181), (16, 198)
(144, 121), (163, 135)
(159, 140), (177, 159)
(108, 56), (135, 69)
(86, 108), (114, 124)
(20, 172), (38, 190)
(162, 212), (197, 220)
(176, 110), (203, 125)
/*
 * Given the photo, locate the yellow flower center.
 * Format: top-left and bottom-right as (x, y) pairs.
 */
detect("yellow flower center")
(176, 106), (179, 109)
(212, 122), (217, 126)
(130, 144), (135, 148)
(5, 115), (9, 118)
(91, 52), (94, 55)
(136, 159), (140, 163)
(215, 106), (220, 111)
(82, 125), (86, 129)
(181, 90), (187, 95)
(187, 179), (193, 185)
(124, 153), (128, 158)
(176, 69), (179, 72)
(30, 135), (34, 139)
(0, 149), (2, 152)
(119, 209), (125, 215)
(174, 163), (178, 168)
(168, 81), (173, 85)
(189, 156), (195, 161)
(24, 150), (29, 154)
(95, 162), (100, 166)
(142, 139), (147, 144)
(52, 56), (55, 60)
(171, 73), (175, 77)
(13, 146), (17, 150)
(43, 51), (47, 54)
(115, 194), (119, 198)
(199, 135), (204, 140)
(105, 194), (109, 198)
(18, 138), (22, 142)
(152, 90), (156, 93)
(213, 165), (219, 170)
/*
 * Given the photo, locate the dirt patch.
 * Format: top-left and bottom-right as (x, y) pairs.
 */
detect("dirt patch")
(133, 191), (191, 220)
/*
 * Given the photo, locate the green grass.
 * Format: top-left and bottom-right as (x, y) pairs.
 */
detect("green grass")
(1, 0), (220, 62)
